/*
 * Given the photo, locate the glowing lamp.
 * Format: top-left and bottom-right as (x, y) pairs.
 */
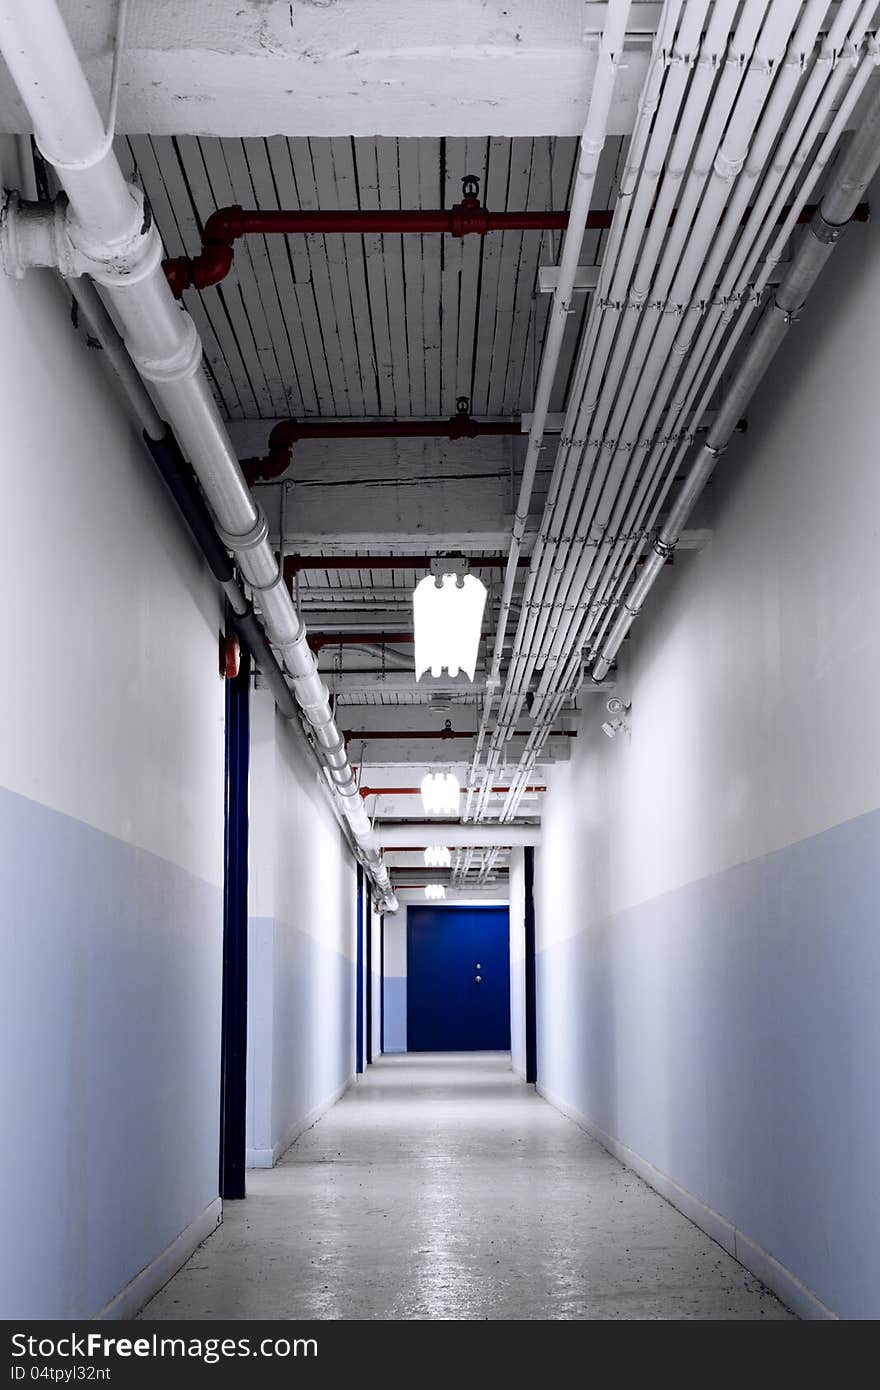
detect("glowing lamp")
(424, 845), (451, 869)
(424, 883), (446, 901)
(420, 772), (460, 816)
(413, 560), (487, 681)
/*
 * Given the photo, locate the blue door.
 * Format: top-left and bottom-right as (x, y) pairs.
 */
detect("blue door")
(407, 906), (511, 1051)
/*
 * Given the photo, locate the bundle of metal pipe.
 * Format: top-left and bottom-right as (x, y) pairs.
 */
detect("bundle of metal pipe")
(465, 0), (880, 836)
(0, 0), (397, 909)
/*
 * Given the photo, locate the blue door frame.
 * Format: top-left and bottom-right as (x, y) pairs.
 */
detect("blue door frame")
(356, 865), (364, 1074)
(407, 906), (511, 1052)
(219, 649), (249, 1200)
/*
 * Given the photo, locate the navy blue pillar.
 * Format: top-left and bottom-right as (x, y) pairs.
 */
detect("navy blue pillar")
(366, 892), (373, 1065)
(524, 846), (538, 1085)
(220, 648), (250, 1199)
(356, 865), (364, 1074)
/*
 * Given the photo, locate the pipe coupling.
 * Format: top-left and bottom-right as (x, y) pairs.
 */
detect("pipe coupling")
(216, 506), (269, 556)
(135, 313), (202, 385)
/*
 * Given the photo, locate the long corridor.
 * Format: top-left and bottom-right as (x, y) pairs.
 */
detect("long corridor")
(141, 1055), (792, 1321)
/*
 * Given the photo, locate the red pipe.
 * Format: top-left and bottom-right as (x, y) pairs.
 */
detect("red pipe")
(286, 553), (530, 580)
(244, 409), (521, 484)
(344, 728), (573, 743)
(344, 727), (471, 743)
(309, 631), (413, 651)
(162, 194), (869, 298)
(358, 784), (546, 798)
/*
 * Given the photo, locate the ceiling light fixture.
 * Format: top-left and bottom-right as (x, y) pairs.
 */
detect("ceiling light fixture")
(424, 845), (452, 868)
(413, 555), (487, 681)
(420, 771), (460, 816)
(424, 883), (446, 901)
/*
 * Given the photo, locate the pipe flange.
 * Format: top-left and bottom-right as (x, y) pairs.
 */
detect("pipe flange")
(217, 506), (269, 556)
(0, 192), (81, 278)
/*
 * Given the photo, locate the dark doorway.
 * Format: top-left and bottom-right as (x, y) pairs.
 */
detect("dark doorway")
(407, 906), (510, 1051)
(219, 650), (250, 1200)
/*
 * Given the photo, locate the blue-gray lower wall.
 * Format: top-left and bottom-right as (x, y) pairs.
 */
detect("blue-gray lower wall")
(0, 786), (223, 1320)
(536, 807), (880, 1320)
(247, 916), (355, 1164)
(383, 977), (407, 1053)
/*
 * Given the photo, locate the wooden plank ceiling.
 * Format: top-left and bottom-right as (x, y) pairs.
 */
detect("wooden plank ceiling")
(115, 133), (627, 424)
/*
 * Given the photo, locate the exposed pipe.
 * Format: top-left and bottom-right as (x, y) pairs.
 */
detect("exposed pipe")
(244, 408), (522, 484)
(285, 554), (530, 578)
(0, 0), (396, 909)
(464, 0), (634, 823)
(358, 785), (545, 798)
(592, 67), (880, 681)
(64, 276), (309, 728)
(375, 825), (541, 848)
(309, 631), (414, 651)
(158, 196), (863, 299)
(478, 0), (878, 833)
(345, 727), (573, 743)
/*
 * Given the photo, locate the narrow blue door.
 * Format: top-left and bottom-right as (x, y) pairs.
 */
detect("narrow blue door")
(407, 906), (510, 1051)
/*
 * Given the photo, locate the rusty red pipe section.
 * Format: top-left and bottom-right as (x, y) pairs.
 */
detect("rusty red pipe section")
(161, 199), (869, 298)
(345, 727), (471, 743)
(358, 784), (546, 798)
(243, 411), (522, 484)
(308, 631), (413, 652)
(163, 197), (591, 296)
(285, 553), (529, 580)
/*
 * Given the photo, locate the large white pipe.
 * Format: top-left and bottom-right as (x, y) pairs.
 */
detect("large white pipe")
(0, 0), (397, 910)
(376, 825), (541, 848)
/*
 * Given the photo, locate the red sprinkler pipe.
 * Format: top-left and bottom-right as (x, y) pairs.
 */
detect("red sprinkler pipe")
(243, 403), (522, 483)
(161, 174), (869, 298)
(308, 631), (413, 652)
(344, 726), (471, 743)
(285, 553), (530, 580)
(358, 785), (546, 798)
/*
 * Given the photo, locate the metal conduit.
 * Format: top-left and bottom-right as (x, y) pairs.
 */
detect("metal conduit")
(592, 67), (880, 680)
(463, 0), (636, 822)
(0, 0), (396, 909)
(471, 0), (879, 833)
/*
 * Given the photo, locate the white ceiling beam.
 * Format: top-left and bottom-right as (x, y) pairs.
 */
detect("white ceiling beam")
(0, 2), (653, 138)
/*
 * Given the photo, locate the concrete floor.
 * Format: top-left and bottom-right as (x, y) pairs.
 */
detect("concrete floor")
(141, 1053), (793, 1320)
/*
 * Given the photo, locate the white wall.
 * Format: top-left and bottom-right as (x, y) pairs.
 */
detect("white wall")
(382, 906), (408, 1053)
(535, 183), (880, 1320)
(370, 904), (382, 1060)
(246, 691), (356, 1166)
(0, 143), (225, 1319)
(508, 849), (526, 1077)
